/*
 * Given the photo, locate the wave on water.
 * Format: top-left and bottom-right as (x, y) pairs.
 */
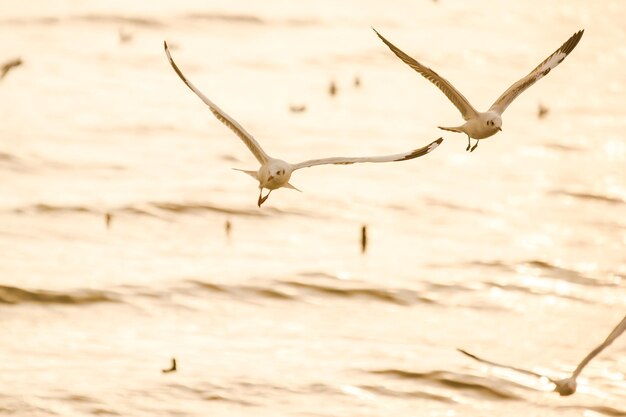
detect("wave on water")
(13, 203), (94, 215)
(460, 259), (623, 288)
(0, 285), (118, 305)
(0, 12), (318, 29)
(367, 369), (522, 400)
(186, 278), (439, 306)
(8, 200), (313, 219)
(182, 12), (264, 24)
(552, 190), (625, 205)
(277, 280), (437, 306)
(558, 405), (626, 417)
(356, 384), (455, 403)
(0, 14), (163, 27)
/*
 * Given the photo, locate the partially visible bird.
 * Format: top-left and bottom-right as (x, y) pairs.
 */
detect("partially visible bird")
(0, 58), (23, 80)
(458, 313), (626, 396)
(538, 103), (549, 119)
(373, 28), (584, 152)
(164, 41), (443, 207)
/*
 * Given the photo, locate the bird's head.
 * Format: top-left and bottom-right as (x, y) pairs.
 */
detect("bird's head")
(262, 161), (292, 188)
(486, 115), (502, 132)
(552, 377), (577, 396)
(267, 167), (287, 183)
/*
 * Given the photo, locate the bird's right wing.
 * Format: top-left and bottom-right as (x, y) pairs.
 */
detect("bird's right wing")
(292, 138), (442, 171)
(373, 29), (479, 121)
(489, 30), (584, 115)
(457, 348), (550, 380)
(571, 313), (626, 378)
(164, 41), (270, 165)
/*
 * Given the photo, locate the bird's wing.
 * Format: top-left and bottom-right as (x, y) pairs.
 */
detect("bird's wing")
(457, 348), (548, 380)
(373, 29), (478, 121)
(163, 41), (270, 165)
(489, 30), (584, 115)
(571, 313), (626, 378)
(292, 138), (442, 171)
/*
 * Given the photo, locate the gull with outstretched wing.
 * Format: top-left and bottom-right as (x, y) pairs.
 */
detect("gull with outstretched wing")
(164, 41), (442, 207)
(373, 29), (583, 152)
(458, 313), (626, 396)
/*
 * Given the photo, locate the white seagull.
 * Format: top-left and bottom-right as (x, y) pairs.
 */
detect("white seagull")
(164, 41), (442, 207)
(373, 28), (584, 152)
(458, 313), (626, 396)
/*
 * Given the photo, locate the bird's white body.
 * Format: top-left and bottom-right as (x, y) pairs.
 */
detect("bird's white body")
(164, 41), (443, 206)
(374, 29), (584, 152)
(440, 112), (502, 140)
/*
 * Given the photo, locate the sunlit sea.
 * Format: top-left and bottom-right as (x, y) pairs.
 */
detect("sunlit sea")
(1, 1), (625, 416)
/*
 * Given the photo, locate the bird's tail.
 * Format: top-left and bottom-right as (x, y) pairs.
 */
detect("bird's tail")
(438, 125), (464, 134)
(232, 168), (258, 180)
(284, 182), (301, 192)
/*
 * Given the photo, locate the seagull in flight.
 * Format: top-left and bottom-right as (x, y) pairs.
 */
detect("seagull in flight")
(458, 313), (626, 396)
(164, 41), (442, 207)
(373, 29), (584, 152)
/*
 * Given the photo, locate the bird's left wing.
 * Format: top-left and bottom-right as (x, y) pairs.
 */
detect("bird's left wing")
(489, 30), (584, 115)
(373, 29), (479, 121)
(571, 313), (626, 378)
(292, 138), (442, 171)
(457, 348), (550, 380)
(163, 41), (270, 165)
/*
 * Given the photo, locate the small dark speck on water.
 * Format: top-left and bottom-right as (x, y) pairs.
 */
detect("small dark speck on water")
(360, 224), (368, 254)
(328, 80), (337, 96)
(225, 220), (232, 237)
(162, 358), (177, 374)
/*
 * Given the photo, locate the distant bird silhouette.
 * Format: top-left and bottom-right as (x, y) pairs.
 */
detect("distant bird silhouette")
(289, 104), (307, 113)
(360, 225), (368, 253)
(118, 28), (133, 44)
(0, 58), (23, 80)
(105, 212), (112, 229)
(458, 313), (626, 396)
(354, 76), (361, 88)
(162, 358), (177, 373)
(225, 220), (232, 237)
(538, 103), (549, 119)
(328, 80), (337, 96)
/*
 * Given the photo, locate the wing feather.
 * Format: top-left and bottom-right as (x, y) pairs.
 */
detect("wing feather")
(457, 348), (549, 380)
(373, 29), (478, 121)
(489, 30), (584, 115)
(571, 313), (626, 378)
(292, 138), (442, 171)
(163, 41), (270, 164)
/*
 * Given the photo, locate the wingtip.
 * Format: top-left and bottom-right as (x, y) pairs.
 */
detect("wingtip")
(428, 137), (444, 151)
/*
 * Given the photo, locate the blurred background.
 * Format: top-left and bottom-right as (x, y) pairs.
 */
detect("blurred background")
(0, 1), (625, 416)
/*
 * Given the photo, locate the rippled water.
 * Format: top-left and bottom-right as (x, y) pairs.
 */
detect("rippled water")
(1, 1), (625, 416)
